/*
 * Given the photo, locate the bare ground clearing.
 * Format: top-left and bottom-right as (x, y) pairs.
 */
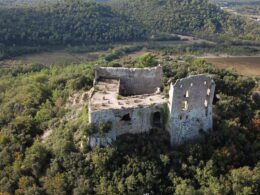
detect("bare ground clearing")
(0, 50), (105, 67)
(0, 35), (213, 67)
(205, 56), (260, 76)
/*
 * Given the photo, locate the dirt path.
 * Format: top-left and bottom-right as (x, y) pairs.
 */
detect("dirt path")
(177, 34), (215, 44)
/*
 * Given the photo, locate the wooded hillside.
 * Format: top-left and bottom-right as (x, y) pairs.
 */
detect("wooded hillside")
(0, 1), (146, 46)
(0, 0), (259, 50)
(110, 0), (260, 42)
(0, 54), (259, 194)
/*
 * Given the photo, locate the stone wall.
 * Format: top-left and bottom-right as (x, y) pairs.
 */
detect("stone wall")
(87, 71), (216, 147)
(88, 103), (165, 146)
(167, 75), (215, 145)
(95, 66), (163, 96)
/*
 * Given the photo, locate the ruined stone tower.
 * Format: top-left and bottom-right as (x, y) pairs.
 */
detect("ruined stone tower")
(167, 75), (215, 145)
(87, 66), (215, 147)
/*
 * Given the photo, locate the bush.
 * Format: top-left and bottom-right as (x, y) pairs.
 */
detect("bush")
(135, 53), (157, 67)
(67, 75), (92, 91)
(23, 141), (50, 177)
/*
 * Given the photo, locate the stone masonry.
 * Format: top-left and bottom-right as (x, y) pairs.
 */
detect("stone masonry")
(168, 75), (215, 144)
(87, 65), (215, 147)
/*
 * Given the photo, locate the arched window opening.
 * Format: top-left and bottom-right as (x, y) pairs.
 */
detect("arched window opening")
(181, 101), (188, 111)
(204, 100), (208, 107)
(204, 100), (209, 116)
(152, 112), (161, 128)
(207, 88), (211, 96)
(184, 90), (189, 98)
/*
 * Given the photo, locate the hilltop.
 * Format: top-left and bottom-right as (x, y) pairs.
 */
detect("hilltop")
(0, 1), (146, 46)
(0, 51), (259, 194)
(0, 1), (147, 60)
(0, 0), (259, 194)
(0, 0), (259, 47)
(110, 0), (260, 42)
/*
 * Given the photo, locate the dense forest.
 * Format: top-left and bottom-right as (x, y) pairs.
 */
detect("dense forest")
(0, 0), (147, 59)
(0, 0), (59, 6)
(0, 0), (259, 59)
(0, 1), (146, 46)
(0, 53), (259, 194)
(110, 0), (260, 43)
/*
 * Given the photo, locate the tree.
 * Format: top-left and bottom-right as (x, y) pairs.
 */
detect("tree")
(43, 173), (68, 195)
(23, 141), (50, 177)
(136, 53), (158, 67)
(229, 165), (260, 195)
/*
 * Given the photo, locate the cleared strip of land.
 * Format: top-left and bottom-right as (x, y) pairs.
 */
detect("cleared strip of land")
(0, 51), (104, 67)
(205, 56), (260, 76)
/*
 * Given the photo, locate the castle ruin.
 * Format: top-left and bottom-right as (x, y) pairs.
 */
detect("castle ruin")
(87, 66), (215, 147)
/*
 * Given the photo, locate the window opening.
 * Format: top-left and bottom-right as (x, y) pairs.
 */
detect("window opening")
(121, 113), (131, 121)
(184, 90), (189, 98)
(152, 112), (161, 127)
(207, 88), (211, 96)
(181, 101), (188, 111)
(204, 100), (208, 107)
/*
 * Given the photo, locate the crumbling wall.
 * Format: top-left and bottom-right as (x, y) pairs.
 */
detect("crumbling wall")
(167, 75), (215, 145)
(87, 70), (216, 147)
(88, 103), (165, 146)
(95, 66), (163, 96)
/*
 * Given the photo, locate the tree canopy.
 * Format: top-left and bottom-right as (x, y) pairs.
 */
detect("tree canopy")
(0, 1), (146, 47)
(0, 54), (259, 194)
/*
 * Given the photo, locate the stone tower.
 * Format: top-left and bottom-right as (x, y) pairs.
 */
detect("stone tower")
(167, 75), (216, 145)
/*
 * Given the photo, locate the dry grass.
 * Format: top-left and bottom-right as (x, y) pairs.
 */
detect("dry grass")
(0, 50), (103, 67)
(0, 35), (212, 67)
(124, 50), (148, 60)
(205, 57), (260, 77)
